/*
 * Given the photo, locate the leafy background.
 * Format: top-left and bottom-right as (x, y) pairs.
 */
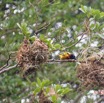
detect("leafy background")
(0, 0), (104, 103)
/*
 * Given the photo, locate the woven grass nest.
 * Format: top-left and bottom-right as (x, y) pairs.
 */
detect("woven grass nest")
(77, 53), (104, 89)
(16, 38), (49, 76)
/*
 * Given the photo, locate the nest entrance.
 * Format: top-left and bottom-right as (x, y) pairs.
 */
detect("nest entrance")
(16, 38), (49, 76)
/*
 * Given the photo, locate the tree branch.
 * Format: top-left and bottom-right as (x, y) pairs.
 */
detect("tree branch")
(0, 52), (16, 70)
(47, 59), (85, 63)
(0, 64), (18, 74)
(64, 30), (88, 50)
(0, 59), (87, 75)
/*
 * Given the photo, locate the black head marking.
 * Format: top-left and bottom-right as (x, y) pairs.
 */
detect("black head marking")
(70, 54), (76, 59)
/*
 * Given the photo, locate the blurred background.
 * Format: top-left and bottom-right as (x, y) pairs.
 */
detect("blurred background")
(0, 0), (104, 103)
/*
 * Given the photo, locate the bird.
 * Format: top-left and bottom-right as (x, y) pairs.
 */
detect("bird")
(59, 52), (76, 60)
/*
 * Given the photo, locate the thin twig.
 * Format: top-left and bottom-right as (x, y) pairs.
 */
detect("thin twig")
(34, 23), (51, 35)
(0, 64), (18, 74)
(0, 58), (92, 74)
(62, 19), (90, 50)
(47, 59), (85, 63)
(64, 30), (88, 50)
(50, 30), (89, 53)
(0, 52), (15, 70)
(1, 28), (18, 36)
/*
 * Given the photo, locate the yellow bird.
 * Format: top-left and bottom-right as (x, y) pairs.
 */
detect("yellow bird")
(59, 52), (76, 60)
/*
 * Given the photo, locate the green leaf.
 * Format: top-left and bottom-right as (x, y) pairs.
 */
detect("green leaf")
(62, 88), (70, 95)
(29, 36), (36, 42)
(91, 9), (100, 19)
(17, 23), (22, 30)
(54, 44), (61, 49)
(51, 95), (57, 102)
(17, 22), (30, 38)
(41, 79), (51, 87)
(100, 12), (104, 18)
(55, 85), (62, 91)
(45, 87), (50, 94)
(90, 23), (96, 30)
(32, 82), (36, 87)
(37, 78), (42, 87)
(98, 34), (104, 39)
(57, 89), (63, 94)
(34, 87), (41, 95)
(95, 22), (100, 29)
(40, 35), (46, 41)
(57, 98), (61, 103)
(79, 5), (88, 13)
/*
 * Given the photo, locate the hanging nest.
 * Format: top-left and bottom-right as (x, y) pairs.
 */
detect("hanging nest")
(77, 53), (104, 89)
(16, 38), (49, 76)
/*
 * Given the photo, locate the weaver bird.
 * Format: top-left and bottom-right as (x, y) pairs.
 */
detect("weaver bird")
(59, 52), (76, 60)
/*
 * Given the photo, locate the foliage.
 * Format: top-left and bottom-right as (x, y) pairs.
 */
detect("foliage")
(32, 78), (70, 102)
(0, 0), (104, 103)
